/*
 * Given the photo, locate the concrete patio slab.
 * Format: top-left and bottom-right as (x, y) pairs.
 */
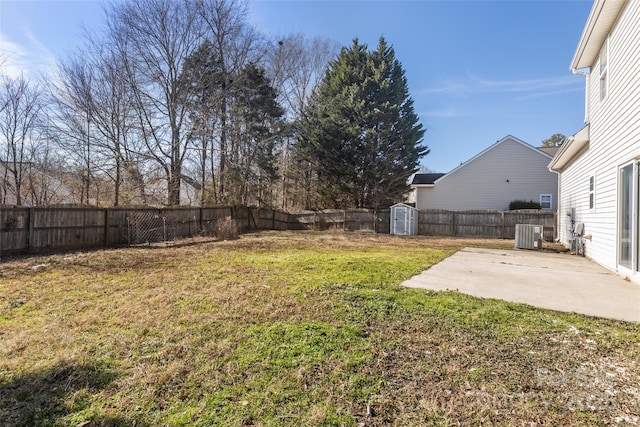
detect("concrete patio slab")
(401, 247), (640, 322)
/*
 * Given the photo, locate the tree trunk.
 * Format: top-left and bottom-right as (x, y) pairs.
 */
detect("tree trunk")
(168, 164), (181, 206)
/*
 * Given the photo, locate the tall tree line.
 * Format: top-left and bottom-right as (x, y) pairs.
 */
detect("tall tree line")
(0, 0), (426, 210)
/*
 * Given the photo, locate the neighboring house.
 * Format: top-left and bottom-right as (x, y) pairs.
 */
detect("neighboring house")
(412, 135), (557, 211)
(142, 174), (203, 207)
(0, 161), (75, 206)
(538, 146), (561, 157)
(549, 0), (640, 280)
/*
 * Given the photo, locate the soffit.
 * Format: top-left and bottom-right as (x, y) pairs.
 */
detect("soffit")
(571, 0), (626, 70)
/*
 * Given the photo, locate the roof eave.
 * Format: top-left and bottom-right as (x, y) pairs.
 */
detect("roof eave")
(440, 135), (551, 183)
(570, 0), (627, 71)
(549, 124), (590, 172)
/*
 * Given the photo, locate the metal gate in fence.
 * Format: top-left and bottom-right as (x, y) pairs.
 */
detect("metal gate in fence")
(127, 211), (175, 245)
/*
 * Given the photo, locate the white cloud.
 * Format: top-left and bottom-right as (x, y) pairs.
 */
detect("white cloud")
(419, 106), (465, 119)
(0, 33), (30, 78)
(421, 73), (582, 100)
(0, 30), (58, 79)
(420, 81), (467, 96)
(516, 86), (583, 100)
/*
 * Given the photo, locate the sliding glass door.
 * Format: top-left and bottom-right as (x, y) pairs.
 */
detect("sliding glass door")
(619, 163), (634, 269)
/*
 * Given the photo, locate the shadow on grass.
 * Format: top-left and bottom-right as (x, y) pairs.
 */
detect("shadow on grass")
(0, 361), (145, 427)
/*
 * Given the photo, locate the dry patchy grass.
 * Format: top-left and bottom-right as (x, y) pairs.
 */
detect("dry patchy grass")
(0, 231), (638, 426)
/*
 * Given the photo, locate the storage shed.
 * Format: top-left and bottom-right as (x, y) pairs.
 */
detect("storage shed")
(390, 203), (418, 236)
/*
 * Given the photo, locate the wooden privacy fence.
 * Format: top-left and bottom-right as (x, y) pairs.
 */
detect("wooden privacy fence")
(0, 205), (555, 255)
(418, 209), (556, 241)
(287, 209), (390, 233)
(0, 206), (241, 255)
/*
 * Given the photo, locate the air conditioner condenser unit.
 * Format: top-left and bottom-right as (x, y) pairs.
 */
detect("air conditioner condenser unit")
(515, 224), (543, 250)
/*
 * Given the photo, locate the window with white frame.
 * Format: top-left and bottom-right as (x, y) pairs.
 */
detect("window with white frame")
(599, 39), (608, 101)
(540, 194), (552, 210)
(589, 175), (595, 209)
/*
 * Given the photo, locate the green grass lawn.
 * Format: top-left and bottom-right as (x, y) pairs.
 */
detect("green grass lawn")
(1, 232), (638, 426)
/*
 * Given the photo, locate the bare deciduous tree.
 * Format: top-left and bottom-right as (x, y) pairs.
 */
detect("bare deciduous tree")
(0, 0), (342, 210)
(266, 34), (339, 118)
(51, 56), (97, 205)
(264, 34), (339, 210)
(107, 0), (204, 206)
(0, 74), (44, 205)
(196, 0), (265, 204)
(81, 39), (141, 206)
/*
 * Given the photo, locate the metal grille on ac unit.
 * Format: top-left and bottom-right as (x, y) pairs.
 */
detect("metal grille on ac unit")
(515, 224), (543, 250)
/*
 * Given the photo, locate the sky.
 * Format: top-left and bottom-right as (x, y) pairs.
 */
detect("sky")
(0, 0), (594, 174)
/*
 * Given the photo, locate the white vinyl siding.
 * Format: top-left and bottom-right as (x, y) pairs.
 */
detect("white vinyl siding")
(557, 1), (640, 277)
(415, 136), (557, 211)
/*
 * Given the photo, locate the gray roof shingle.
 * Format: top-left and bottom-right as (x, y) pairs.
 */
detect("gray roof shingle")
(411, 173), (446, 185)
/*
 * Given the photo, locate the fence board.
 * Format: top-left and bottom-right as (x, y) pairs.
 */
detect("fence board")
(455, 210), (502, 238)
(418, 209), (555, 240)
(258, 209), (274, 230)
(0, 206), (29, 253)
(273, 210), (289, 230)
(288, 212), (315, 230)
(419, 209), (455, 236)
(376, 210), (391, 234)
(169, 208), (200, 238)
(345, 210), (374, 232)
(107, 208), (131, 245)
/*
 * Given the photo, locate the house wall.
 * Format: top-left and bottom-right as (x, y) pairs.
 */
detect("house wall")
(0, 163), (76, 207)
(557, 0), (640, 274)
(415, 137), (557, 211)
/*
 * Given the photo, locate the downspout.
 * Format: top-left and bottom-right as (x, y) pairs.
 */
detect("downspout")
(555, 170), (561, 242)
(549, 154), (562, 243)
(549, 134), (570, 243)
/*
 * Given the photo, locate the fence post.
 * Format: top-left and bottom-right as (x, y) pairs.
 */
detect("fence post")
(104, 208), (109, 247)
(452, 211), (457, 237)
(199, 207), (204, 234)
(343, 210), (347, 231)
(374, 210), (378, 234)
(501, 211), (505, 239)
(27, 207), (35, 252)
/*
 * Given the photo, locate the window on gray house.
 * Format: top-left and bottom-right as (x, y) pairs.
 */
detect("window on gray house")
(540, 194), (552, 210)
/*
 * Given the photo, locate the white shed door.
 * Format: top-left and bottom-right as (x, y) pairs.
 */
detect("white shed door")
(394, 206), (408, 235)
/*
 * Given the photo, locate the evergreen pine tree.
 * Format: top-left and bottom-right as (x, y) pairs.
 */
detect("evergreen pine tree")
(298, 37), (427, 209)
